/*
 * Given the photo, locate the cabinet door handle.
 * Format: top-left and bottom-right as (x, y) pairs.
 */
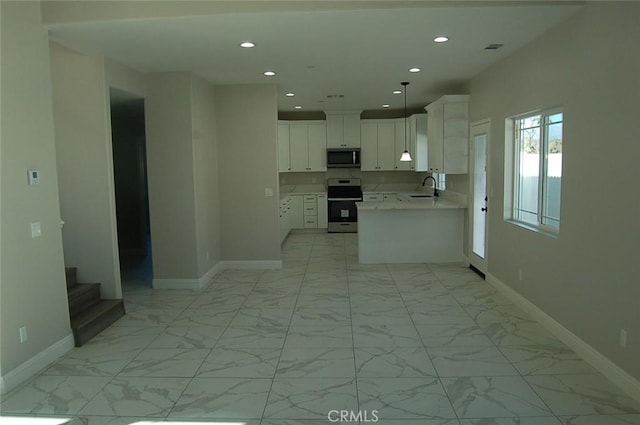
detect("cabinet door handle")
(481, 207), (488, 212)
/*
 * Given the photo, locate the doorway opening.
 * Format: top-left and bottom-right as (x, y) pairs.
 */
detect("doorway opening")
(109, 88), (153, 292)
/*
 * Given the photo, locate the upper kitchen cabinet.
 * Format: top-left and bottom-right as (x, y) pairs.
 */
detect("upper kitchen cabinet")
(326, 111), (362, 148)
(361, 120), (396, 171)
(394, 114), (428, 172)
(425, 95), (470, 174)
(278, 121), (291, 172)
(289, 121), (327, 172)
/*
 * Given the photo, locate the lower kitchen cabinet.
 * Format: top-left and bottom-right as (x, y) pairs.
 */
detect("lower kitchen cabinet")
(286, 193), (327, 231)
(317, 194), (328, 228)
(363, 193), (399, 202)
(289, 195), (304, 229)
(279, 196), (292, 243)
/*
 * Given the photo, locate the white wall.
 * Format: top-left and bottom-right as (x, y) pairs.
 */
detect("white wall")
(1, 0), (71, 383)
(216, 85), (280, 263)
(105, 58), (146, 99)
(49, 42), (121, 299)
(191, 77), (222, 276)
(145, 73), (199, 282)
(469, 3), (640, 380)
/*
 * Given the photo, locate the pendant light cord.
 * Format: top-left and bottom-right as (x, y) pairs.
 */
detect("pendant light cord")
(402, 81), (409, 151)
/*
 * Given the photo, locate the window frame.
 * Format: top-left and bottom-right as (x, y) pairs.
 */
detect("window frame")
(506, 107), (563, 236)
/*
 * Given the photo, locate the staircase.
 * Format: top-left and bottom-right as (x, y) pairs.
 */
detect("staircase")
(66, 267), (126, 346)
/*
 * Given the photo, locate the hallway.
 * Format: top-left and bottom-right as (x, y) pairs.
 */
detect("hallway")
(1, 233), (639, 424)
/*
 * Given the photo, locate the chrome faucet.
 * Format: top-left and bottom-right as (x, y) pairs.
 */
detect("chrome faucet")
(422, 176), (439, 197)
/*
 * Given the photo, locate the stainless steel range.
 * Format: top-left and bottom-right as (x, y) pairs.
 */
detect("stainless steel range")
(327, 178), (362, 233)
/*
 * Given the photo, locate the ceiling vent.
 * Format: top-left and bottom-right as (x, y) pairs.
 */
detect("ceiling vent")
(484, 44), (504, 50)
(326, 94), (345, 99)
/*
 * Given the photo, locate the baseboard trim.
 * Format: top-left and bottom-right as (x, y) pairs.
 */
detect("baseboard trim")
(218, 260), (283, 270)
(486, 273), (640, 403)
(153, 277), (201, 290)
(0, 333), (75, 395)
(152, 261), (282, 290)
(198, 262), (224, 289)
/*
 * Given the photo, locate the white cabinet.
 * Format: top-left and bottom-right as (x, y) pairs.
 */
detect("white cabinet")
(286, 121), (327, 172)
(317, 194), (328, 228)
(289, 195), (304, 229)
(288, 193), (327, 229)
(394, 118), (413, 171)
(394, 114), (427, 171)
(425, 95), (469, 174)
(326, 111), (361, 148)
(279, 196), (292, 243)
(303, 194), (318, 228)
(364, 193), (399, 202)
(361, 120), (396, 171)
(363, 193), (383, 202)
(278, 121), (290, 172)
(411, 114), (428, 172)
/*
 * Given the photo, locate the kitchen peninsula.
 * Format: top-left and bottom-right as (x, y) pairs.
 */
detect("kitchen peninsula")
(357, 195), (466, 263)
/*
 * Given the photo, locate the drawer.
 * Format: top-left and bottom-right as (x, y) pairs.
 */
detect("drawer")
(303, 204), (317, 215)
(303, 216), (318, 228)
(303, 195), (317, 203)
(363, 194), (382, 202)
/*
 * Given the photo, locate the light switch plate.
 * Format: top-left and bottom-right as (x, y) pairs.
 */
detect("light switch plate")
(28, 169), (40, 185)
(31, 222), (42, 238)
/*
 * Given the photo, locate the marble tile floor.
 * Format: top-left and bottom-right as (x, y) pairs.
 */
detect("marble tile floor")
(2, 233), (640, 425)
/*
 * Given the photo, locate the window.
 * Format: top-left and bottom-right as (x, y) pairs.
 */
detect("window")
(433, 172), (446, 191)
(507, 108), (563, 233)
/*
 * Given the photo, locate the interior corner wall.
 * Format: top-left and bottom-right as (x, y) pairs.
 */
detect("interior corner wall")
(49, 42), (121, 299)
(105, 58), (147, 98)
(145, 72), (199, 281)
(469, 3), (640, 380)
(1, 1), (71, 377)
(216, 85), (280, 262)
(191, 76), (221, 276)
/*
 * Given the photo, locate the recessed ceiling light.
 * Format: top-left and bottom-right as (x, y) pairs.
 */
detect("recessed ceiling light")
(263, 71), (276, 76)
(285, 92), (295, 97)
(239, 41), (255, 48)
(409, 67), (421, 73)
(392, 90), (402, 95)
(294, 105), (303, 109)
(382, 104), (390, 108)
(433, 36), (449, 43)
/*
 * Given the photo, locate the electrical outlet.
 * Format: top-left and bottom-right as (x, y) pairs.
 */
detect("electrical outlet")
(264, 188), (274, 197)
(620, 329), (628, 348)
(518, 268), (523, 281)
(19, 326), (28, 343)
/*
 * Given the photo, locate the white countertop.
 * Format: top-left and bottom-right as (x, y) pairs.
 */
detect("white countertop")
(357, 196), (464, 210)
(280, 185), (326, 200)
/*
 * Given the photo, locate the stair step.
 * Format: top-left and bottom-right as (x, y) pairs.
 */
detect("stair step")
(71, 299), (125, 347)
(65, 267), (78, 288)
(68, 283), (102, 318)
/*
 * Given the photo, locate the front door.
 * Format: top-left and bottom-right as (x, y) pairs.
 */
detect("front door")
(469, 120), (490, 275)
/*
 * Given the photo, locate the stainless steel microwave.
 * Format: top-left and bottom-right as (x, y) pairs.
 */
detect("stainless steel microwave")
(327, 148), (361, 168)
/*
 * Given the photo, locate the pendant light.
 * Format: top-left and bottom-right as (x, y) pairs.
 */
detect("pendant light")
(399, 81), (412, 162)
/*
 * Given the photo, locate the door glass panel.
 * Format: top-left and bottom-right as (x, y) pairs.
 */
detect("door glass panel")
(472, 133), (487, 259)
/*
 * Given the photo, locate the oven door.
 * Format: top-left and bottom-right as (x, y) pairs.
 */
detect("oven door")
(328, 199), (359, 223)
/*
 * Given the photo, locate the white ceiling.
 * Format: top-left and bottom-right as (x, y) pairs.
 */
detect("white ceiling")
(47, 2), (583, 112)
